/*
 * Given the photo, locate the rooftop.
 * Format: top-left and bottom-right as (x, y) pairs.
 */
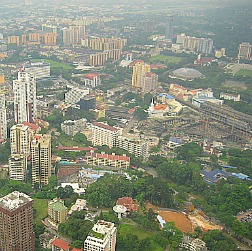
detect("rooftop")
(51, 238), (70, 250)
(0, 191), (33, 211)
(92, 122), (120, 132)
(49, 200), (67, 212)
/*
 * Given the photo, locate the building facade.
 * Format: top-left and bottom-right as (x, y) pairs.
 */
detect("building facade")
(238, 43), (251, 61)
(92, 122), (122, 148)
(0, 91), (7, 140)
(13, 70), (37, 123)
(48, 199), (67, 228)
(131, 61), (151, 89)
(9, 154), (27, 181)
(84, 220), (117, 251)
(141, 72), (158, 93)
(0, 191), (35, 251)
(31, 134), (51, 187)
(25, 62), (50, 79)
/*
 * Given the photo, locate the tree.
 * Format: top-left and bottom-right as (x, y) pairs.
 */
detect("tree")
(134, 108), (148, 120)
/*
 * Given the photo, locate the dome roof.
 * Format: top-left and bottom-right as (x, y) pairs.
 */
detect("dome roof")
(172, 68), (203, 79)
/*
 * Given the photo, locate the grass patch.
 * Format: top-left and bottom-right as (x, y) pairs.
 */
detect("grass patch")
(147, 55), (182, 64)
(56, 134), (84, 147)
(32, 59), (73, 70)
(235, 69), (252, 77)
(33, 198), (49, 225)
(118, 224), (152, 240)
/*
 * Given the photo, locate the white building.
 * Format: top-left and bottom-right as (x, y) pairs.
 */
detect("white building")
(61, 118), (87, 136)
(220, 92), (240, 102)
(0, 91), (7, 140)
(13, 70), (37, 123)
(117, 135), (150, 161)
(31, 134), (51, 187)
(25, 62), (50, 79)
(84, 220), (117, 251)
(65, 86), (90, 105)
(92, 122), (122, 148)
(9, 154), (27, 181)
(83, 73), (101, 88)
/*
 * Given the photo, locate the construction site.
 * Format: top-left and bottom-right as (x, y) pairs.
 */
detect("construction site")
(142, 99), (252, 146)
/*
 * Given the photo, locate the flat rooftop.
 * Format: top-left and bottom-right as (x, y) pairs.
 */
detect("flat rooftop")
(0, 191), (33, 211)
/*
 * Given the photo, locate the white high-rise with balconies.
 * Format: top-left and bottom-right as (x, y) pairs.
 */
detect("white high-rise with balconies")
(84, 220), (117, 251)
(13, 70), (37, 123)
(0, 91), (7, 140)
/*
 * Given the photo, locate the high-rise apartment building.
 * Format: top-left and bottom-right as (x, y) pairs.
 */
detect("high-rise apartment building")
(7, 36), (20, 45)
(13, 70), (37, 123)
(92, 122), (122, 148)
(165, 16), (174, 39)
(31, 134), (51, 187)
(0, 191), (35, 251)
(63, 26), (86, 45)
(10, 124), (31, 155)
(42, 33), (57, 45)
(9, 124), (31, 181)
(9, 154), (27, 181)
(132, 61), (151, 89)
(25, 62), (50, 79)
(238, 43), (251, 61)
(48, 199), (68, 228)
(141, 72), (158, 93)
(0, 90), (7, 140)
(84, 220), (117, 251)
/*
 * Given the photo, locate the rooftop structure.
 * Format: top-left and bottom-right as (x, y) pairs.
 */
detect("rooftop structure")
(51, 238), (70, 251)
(84, 220), (117, 251)
(171, 68), (204, 80)
(0, 191), (35, 251)
(116, 197), (138, 212)
(48, 199), (68, 228)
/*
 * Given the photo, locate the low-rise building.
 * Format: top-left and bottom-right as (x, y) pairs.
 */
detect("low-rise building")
(61, 118), (87, 136)
(83, 73), (101, 88)
(180, 236), (207, 251)
(51, 238), (70, 251)
(116, 197), (138, 212)
(220, 92), (240, 102)
(84, 220), (117, 251)
(48, 199), (68, 228)
(85, 151), (130, 168)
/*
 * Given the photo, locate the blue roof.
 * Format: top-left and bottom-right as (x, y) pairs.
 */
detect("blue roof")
(169, 136), (183, 144)
(220, 164), (237, 169)
(166, 94), (174, 99)
(232, 173), (250, 180)
(158, 93), (163, 97)
(201, 169), (232, 184)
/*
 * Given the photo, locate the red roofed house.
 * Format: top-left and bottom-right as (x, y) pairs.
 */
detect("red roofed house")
(83, 73), (101, 88)
(22, 121), (41, 134)
(85, 151), (130, 168)
(51, 238), (70, 251)
(116, 197), (138, 212)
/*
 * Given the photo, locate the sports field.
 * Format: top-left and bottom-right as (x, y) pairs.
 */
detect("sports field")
(148, 55), (182, 64)
(235, 69), (252, 77)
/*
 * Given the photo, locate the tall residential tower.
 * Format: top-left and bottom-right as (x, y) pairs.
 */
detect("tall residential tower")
(0, 191), (35, 251)
(13, 70), (37, 123)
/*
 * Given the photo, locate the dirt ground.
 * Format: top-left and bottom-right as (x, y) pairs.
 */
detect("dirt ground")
(157, 210), (194, 233)
(146, 202), (221, 233)
(188, 213), (222, 231)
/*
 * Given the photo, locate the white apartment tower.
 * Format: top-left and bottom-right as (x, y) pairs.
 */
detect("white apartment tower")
(31, 134), (51, 187)
(84, 220), (117, 251)
(0, 91), (7, 140)
(13, 70), (37, 123)
(92, 122), (122, 148)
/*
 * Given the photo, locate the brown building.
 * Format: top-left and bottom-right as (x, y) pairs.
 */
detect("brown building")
(0, 191), (35, 251)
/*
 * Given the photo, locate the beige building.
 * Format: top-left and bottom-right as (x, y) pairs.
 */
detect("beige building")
(31, 134), (51, 187)
(0, 191), (35, 251)
(238, 42), (251, 61)
(131, 61), (151, 89)
(10, 124), (31, 155)
(48, 199), (67, 228)
(84, 220), (117, 251)
(0, 90), (7, 140)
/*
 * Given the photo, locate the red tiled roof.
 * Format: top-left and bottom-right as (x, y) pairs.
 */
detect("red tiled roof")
(92, 122), (119, 132)
(86, 152), (130, 162)
(129, 60), (144, 67)
(131, 204), (139, 211)
(71, 248), (84, 251)
(143, 72), (157, 77)
(51, 238), (70, 250)
(22, 122), (40, 131)
(57, 166), (82, 179)
(116, 197), (138, 212)
(154, 104), (167, 111)
(57, 146), (98, 151)
(84, 73), (100, 80)
(150, 64), (167, 69)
